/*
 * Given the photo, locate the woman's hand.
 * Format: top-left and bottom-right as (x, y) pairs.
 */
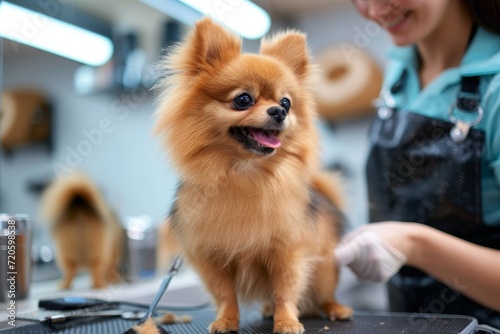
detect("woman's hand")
(335, 221), (500, 311)
(334, 222), (423, 283)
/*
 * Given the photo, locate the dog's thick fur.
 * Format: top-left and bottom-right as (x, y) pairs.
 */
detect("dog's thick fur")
(40, 172), (122, 289)
(154, 18), (352, 334)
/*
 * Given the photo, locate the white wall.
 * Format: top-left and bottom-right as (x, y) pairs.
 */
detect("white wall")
(1, 44), (178, 249)
(296, 3), (392, 67)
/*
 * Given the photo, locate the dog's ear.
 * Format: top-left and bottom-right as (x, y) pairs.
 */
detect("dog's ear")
(171, 18), (241, 76)
(260, 32), (310, 81)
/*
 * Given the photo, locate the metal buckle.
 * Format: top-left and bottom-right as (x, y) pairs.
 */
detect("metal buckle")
(373, 89), (396, 120)
(456, 93), (481, 111)
(448, 100), (483, 142)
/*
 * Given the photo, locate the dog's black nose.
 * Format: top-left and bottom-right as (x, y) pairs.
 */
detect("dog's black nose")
(267, 106), (287, 123)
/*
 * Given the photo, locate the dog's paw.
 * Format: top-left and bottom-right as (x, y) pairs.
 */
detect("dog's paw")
(59, 281), (71, 290)
(273, 320), (304, 334)
(324, 303), (353, 321)
(91, 281), (107, 289)
(108, 271), (122, 283)
(261, 301), (274, 318)
(208, 318), (239, 333)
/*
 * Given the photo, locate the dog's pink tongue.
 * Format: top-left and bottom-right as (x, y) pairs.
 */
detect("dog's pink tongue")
(249, 129), (281, 148)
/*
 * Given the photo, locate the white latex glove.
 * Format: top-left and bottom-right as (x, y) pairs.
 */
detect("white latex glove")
(335, 228), (408, 283)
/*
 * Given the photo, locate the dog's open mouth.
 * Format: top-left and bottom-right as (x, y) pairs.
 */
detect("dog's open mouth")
(230, 127), (282, 155)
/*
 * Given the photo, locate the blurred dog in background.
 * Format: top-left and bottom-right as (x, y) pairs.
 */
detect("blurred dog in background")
(41, 172), (123, 289)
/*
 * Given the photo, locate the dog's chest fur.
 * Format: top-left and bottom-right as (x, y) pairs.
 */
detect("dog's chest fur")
(172, 179), (315, 257)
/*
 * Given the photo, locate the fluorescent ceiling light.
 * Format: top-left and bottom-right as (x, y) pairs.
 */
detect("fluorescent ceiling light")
(141, 0), (271, 40)
(180, 0), (271, 39)
(0, 1), (113, 66)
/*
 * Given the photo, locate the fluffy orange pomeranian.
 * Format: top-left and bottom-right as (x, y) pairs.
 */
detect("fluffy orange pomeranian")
(40, 172), (122, 289)
(154, 18), (352, 334)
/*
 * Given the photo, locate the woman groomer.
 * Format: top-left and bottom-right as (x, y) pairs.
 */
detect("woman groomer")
(335, 0), (500, 327)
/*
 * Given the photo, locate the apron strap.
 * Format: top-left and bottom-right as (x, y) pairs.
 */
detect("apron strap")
(449, 76), (483, 141)
(390, 69), (408, 95)
(457, 76), (481, 112)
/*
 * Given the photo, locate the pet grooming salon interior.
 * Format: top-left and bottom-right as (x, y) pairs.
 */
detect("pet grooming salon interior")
(2, 0), (500, 333)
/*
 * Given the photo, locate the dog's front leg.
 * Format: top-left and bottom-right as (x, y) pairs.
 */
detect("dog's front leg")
(269, 252), (306, 334)
(191, 257), (239, 333)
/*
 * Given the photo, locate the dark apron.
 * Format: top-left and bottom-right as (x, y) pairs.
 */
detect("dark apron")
(366, 74), (500, 327)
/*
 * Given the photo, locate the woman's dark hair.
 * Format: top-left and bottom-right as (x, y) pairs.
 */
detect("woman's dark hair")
(463, 0), (500, 34)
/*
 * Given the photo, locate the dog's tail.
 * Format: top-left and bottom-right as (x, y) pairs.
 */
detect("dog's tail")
(40, 172), (114, 227)
(312, 171), (348, 236)
(312, 171), (345, 211)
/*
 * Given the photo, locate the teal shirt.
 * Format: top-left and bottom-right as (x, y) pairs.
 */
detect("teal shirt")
(383, 27), (500, 226)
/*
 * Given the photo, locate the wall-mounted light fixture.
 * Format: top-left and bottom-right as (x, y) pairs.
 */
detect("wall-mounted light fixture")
(140, 0), (271, 40)
(0, 1), (114, 67)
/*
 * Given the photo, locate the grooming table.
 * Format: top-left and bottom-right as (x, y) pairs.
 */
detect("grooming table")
(1, 307), (481, 334)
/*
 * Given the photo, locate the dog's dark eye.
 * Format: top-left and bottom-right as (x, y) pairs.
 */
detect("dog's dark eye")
(280, 97), (291, 111)
(233, 93), (253, 111)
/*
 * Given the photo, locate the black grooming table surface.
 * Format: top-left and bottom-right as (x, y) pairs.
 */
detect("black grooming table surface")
(1, 308), (478, 334)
